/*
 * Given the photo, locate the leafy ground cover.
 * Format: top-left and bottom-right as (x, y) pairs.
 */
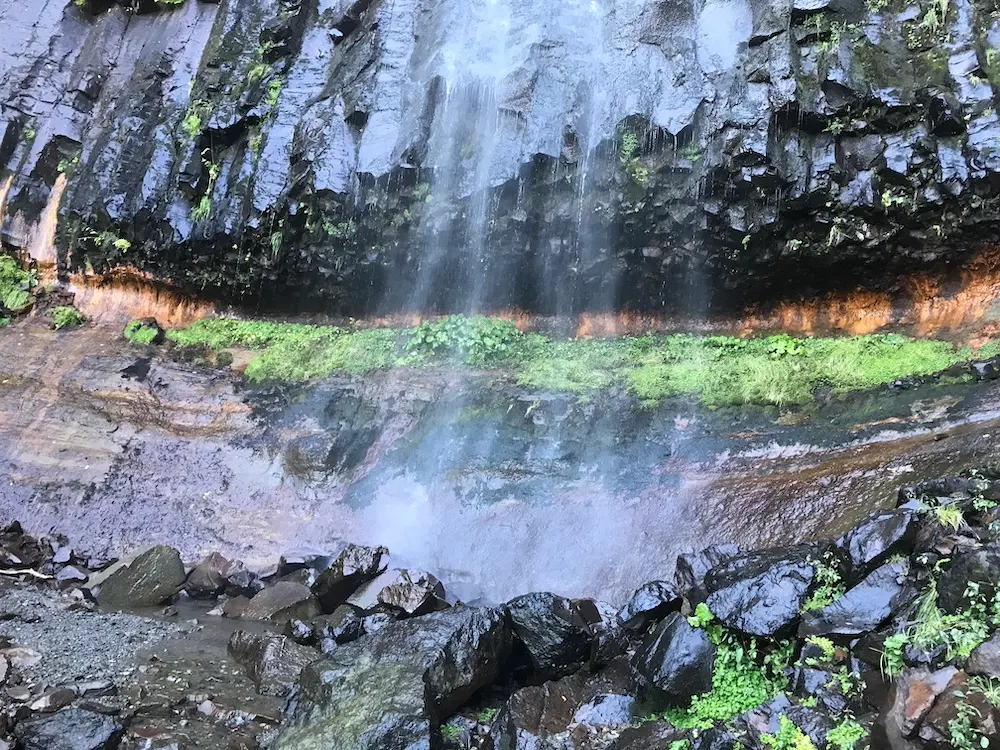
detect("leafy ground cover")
(159, 315), (1000, 407)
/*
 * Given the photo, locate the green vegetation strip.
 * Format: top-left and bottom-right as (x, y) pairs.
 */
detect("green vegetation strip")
(162, 316), (1000, 407)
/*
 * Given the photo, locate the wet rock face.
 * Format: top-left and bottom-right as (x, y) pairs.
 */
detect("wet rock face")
(4, 0), (1000, 313)
(311, 544), (388, 613)
(798, 559), (916, 637)
(506, 592), (595, 679)
(227, 630), (318, 697)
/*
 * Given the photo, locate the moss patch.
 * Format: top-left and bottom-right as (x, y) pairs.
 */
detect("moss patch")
(163, 317), (998, 405)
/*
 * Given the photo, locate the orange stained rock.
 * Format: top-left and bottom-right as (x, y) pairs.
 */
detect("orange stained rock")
(68, 269), (215, 329)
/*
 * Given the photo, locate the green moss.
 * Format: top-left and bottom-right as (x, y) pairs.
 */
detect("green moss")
(50, 306), (85, 329)
(162, 317), (999, 403)
(124, 320), (160, 345)
(244, 328), (397, 382)
(0, 256), (35, 314)
(760, 716), (817, 749)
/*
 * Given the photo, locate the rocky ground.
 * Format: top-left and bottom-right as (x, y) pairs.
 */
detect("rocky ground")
(3, 470), (1000, 748)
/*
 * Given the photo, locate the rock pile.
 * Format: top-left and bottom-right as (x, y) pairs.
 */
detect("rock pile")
(5, 470), (1000, 748)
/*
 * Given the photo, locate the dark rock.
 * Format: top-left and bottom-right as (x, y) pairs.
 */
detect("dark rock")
(0, 522), (45, 569)
(705, 547), (818, 636)
(55, 565), (89, 584)
(227, 630), (318, 697)
(361, 611), (394, 634)
(618, 581), (681, 632)
(873, 666), (958, 745)
(284, 618), (316, 645)
(95, 546), (185, 608)
(972, 359), (1000, 381)
(739, 694), (835, 747)
(14, 707), (123, 750)
(221, 595), (251, 618)
(183, 552), (232, 598)
(790, 666), (848, 715)
(311, 544), (388, 613)
(799, 559), (915, 636)
(29, 687), (77, 712)
(224, 562), (265, 598)
(274, 606), (511, 749)
(572, 694), (635, 728)
(506, 592), (594, 678)
(314, 605), (365, 644)
(632, 612), (715, 701)
(675, 544), (739, 603)
(838, 508), (917, 579)
(242, 581), (319, 622)
(919, 670), (997, 746)
(969, 634), (1000, 678)
(376, 569), (449, 616)
(937, 545), (1000, 613)
(608, 721), (688, 749)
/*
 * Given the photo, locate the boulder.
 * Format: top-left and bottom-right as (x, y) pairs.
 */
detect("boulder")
(14, 707), (123, 750)
(838, 508), (917, 579)
(608, 721), (688, 749)
(242, 581), (320, 622)
(674, 544), (739, 604)
(632, 612), (715, 701)
(738, 695), (835, 747)
(799, 559), (915, 637)
(273, 606), (512, 750)
(937, 546), (1000, 613)
(968, 634), (1000, 678)
(95, 546), (185, 608)
(0, 521), (45, 569)
(919, 670), (998, 746)
(705, 547), (818, 637)
(572, 694), (636, 728)
(873, 667), (958, 746)
(506, 592), (593, 678)
(183, 552), (232, 598)
(227, 631), (319, 697)
(376, 569), (449, 616)
(224, 561), (265, 598)
(315, 605), (365, 645)
(311, 544), (388, 612)
(618, 581), (681, 633)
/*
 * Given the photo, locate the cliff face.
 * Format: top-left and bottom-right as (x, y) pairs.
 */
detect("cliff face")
(1, 0), (999, 314)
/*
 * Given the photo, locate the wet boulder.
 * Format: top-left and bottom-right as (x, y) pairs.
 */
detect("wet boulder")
(274, 606), (511, 750)
(937, 545), (1000, 613)
(506, 592), (594, 678)
(873, 666), (958, 745)
(632, 612), (715, 701)
(608, 721), (688, 749)
(704, 547), (819, 637)
(0, 521), (45, 569)
(968, 634), (1000, 678)
(799, 559), (915, 637)
(311, 544), (388, 612)
(572, 694), (636, 728)
(918, 671), (998, 746)
(242, 581), (320, 622)
(223, 561), (265, 598)
(674, 544), (739, 604)
(227, 630), (319, 697)
(14, 707), (123, 750)
(95, 546), (185, 608)
(738, 694), (835, 747)
(838, 507), (917, 579)
(618, 581), (681, 633)
(376, 569), (449, 616)
(314, 604), (365, 645)
(183, 552), (233, 598)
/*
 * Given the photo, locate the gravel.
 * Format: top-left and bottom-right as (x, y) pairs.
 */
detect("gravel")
(0, 582), (180, 687)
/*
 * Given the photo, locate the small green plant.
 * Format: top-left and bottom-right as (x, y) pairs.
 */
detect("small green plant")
(57, 154), (80, 174)
(0, 256), (36, 314)
(323, 219), (357, 239)
(802, 554), (845, 611)
(880, 632), (909, 677)
(181, 100), (211, 141)
(476, 708), (498, 724)
(826, 719), (866, 749)
(759, 715), (817, 749)
(688, 602), (715, 629)
(50, 306), (85, 330)
(265, 79), (283, 109)
(269, 231), (282, 254)
(123, 319), (161, 345)
(441, 722), (462, 740)
(668, 741), (691, 750)
(406, 315), (524, 366)
(192, 195), (212, 221)
(805, 636), (836, 663)
(933, 504), (965, 530)
(948, 700), (986, 750)
(248, 62), (271, 83)
(971, 676), (1000, 707)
